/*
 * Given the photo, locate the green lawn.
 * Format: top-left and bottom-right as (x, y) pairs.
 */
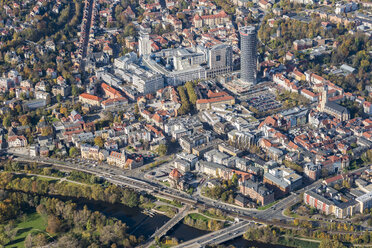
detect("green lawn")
(257, 200), (279, 210)
(156, 197), (182, 208)
(188, 213), (210, 222)
(278, 236), (319, 248)
(140, 201), (156, 210)
(36, 177), (59, 183)
(201, 210), (232, 221)
(155, 205), (177, 213)
(6, 212), (48, 248)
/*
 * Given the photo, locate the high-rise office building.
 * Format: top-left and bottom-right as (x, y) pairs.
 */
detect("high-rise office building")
(240, 26), (257, 84)
(138, 27), (151, 56)
(207, 44), (233, 78)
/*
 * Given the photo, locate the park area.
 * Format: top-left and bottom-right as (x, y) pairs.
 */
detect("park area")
(5, 212), (48, 248)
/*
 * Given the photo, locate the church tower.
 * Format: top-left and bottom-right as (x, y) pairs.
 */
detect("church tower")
(320, 84), (328, 112)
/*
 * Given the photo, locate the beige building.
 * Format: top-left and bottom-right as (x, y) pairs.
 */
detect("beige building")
(193, 11), (229, 28)
(107, 151), (127, 169)
(196, 95), (235, 110)
(79, 93), (102, 107)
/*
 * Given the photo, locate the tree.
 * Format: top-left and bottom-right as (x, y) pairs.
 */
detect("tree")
(0, 224), (16, 246)
(41, 126), (53, 136)
(293, 219), (299, 226)
(46, 215), (61, 234)
(54, 234), (81, 248)
(36, 204), (47, 216)
(60, 107), (68, 117)
(134, 104), (139, 116)
(56, 94), (62, 103)
(69, 147), (79, 157)
(319, 239), (346, 248)
(231, 173), (238, 186)
(11, 161), (20, 171)
(185, 81), (197, 105)
(368, 217), (372, 227)
(177, 86), (190, 115)
(19, 115), (30, 126)
(33, 233), (48, 247)
(94, 136), (104, 148)
(2, 116), (11, 128)
(25, 233), (33, 248)
(156, 144), (167, 156)
(71, 85), (79, 97)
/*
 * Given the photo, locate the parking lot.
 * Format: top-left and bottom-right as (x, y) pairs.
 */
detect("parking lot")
(245, 92), (282, 112)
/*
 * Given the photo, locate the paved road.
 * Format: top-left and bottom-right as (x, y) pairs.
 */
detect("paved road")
(11, 153), (197, 205)
(173, 220), (256, 248)
(143, 205), (191, 248)
(8, 150), (370, 228)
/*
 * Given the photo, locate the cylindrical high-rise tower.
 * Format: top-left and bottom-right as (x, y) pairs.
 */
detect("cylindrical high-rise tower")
(240, 26), (257, 84)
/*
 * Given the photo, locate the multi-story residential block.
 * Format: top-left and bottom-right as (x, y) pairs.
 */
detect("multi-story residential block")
(304, 162), (320, 181)
(264, 167), (303, 197)
(356, 191), (372, 214)
(304, 185), (358, 218)
(138, 27), (151, 56)
(107, 151), (127, 169)
(293, 38), (313, 51)
(35, 91), (51, 104)
(8, 135), (28, 148)
(52, 84), (71, 97)
(179, 133), (212, 153)
(239, 179), (275, 206)
(193, 10), (229, 28)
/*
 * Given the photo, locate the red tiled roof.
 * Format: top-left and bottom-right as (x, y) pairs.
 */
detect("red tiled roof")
(196, 95), (234, 104)
(101, 83), (123, 98)
(301, 89), (317, 98)
(207, 90), (229, 98)
(169, 168), (182, 179)
(101, 97), (128, 106)
(79, 93), (102, 102)
(324, 174), (343, 184)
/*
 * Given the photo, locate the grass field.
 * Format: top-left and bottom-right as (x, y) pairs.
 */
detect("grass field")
(155, 205), (177, 213)
(201, 210), (232, 221)
(6, 212), (48, 248)
(278, 236), (319, 248)
(156, 197), (183, 208)
(257, 200), (279, 210)
(188, 213), (210, 222)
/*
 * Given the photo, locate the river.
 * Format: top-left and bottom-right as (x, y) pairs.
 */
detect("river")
(77, 199), (210, 241)
(6, 189), (293, 247)
(223, 237), (293, 248)
(85, 201), (292, 247)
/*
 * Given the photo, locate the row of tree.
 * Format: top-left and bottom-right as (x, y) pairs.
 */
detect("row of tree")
(0, 172), (148, 208)
(183, 215), (224, 231)
(177, 85), (191, 115)
(176, 81), (198, 115)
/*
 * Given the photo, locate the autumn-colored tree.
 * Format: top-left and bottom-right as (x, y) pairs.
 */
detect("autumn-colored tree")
(41, 126), (53, 136)
(46, 215), (61, 234)
(60, 107), (68, 117)
(94, 136), (104, 148)
(18, 115), (30, 126)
